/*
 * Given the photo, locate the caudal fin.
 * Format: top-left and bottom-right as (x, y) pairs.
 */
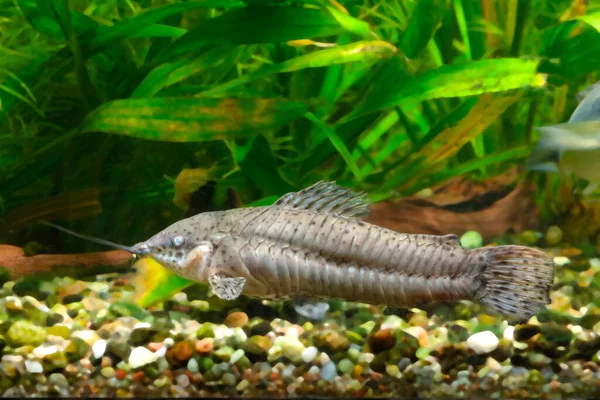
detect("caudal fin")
(473, 246), (555, 321)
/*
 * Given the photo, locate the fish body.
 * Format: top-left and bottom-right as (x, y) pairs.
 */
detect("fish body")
(133, 181), (555, 321)
(528, 81), (600, 195)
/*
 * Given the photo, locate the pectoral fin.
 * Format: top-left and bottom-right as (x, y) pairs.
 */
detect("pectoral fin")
(208, 274), (246, 300)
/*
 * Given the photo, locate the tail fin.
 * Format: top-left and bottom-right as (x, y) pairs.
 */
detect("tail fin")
(472, 246), (555, 321)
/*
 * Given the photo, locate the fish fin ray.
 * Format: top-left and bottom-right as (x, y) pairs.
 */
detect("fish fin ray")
(274, 181), (370, 219)
(473, 245), (555, 321)
(208, 274), (246, 300)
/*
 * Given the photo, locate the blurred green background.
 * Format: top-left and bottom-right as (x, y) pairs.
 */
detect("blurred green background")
(1, 0), (599, 252)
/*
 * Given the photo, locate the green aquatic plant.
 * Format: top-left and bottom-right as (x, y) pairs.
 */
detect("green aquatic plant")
(1, 0), (599, 255)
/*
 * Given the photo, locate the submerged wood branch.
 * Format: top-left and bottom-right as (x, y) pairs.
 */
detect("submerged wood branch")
(0, 245), (134, 279)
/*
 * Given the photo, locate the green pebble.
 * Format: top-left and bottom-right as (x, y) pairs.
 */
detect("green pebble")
(237, 356), (252, 370)
(385, 364), (401, 378)
(347, 347), (361, 363)
(460, 231), (483, 249)
(7, 320), (47, 347)
(198, 357), (214, 372)
(43, 350), (68, 369)
(545, 226), (563, 245)
(352, 327), (368, 338)
(196, 323), (216, 339)
(65, 338), (91, 362)
(190, 300), (210, 312)
(0, 267), (10, 286)
(346, 331), (364, 346)
(520, 230), (541, 246)
(360, 321), (375, 334)
(101, 367), (115, 378)
(46, 325), (70, 339)
(415, 347), (430, 360)
(154, 376), (169, 387)
(215, 346), (235, 362)
(338, 358), (354, 376)
(528, 370), (544, 385)
(222, 372), (236, 386)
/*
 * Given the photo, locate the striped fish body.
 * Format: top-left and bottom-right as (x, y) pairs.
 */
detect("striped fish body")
(137, 181), (555, 321)
(216, 206), (482, 307)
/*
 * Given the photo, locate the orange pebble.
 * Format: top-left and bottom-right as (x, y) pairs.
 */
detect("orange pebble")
(115, 369), (126, 380)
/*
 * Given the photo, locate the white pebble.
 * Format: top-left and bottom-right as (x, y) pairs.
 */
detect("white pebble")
(176, 374), (190, 387)
(467, 331), (499, 354)
(25, 360), (43, 374)
(381, 315), (403, 331)
(213, 326), (233, 340)
(301, 346), (318, 363)
(154, 346), (167, 358)
(503, 326), (515, 341)
(129, 346), (158, 369)
(308, 365), (320, 375)
(319, 352), (330, 365)
(92, 340), (107, 359)
(173, 292), (188, 303)
(163, 338), (175, 348)
(33, 345), (58, 359)
(229, 349), (244, 365)
(362, 353), (375, 363)
(133, 322), (151, 330)
(553, 256), (570, 266)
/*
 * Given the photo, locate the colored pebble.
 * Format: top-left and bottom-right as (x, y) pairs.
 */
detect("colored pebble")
(224, 312), (249, 328)
(467, 331), (499, 354)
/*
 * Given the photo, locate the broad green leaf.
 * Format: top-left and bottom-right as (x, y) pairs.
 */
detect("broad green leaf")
(573, 11), (600, 32)
(326, 6), (370, 37)
(347, 58), (546, 120)
(79, 97), (307, 142)
(539, 22), (600, 81)
(400, 0), (448, 58)
(204, 40), (397, 95)
(17, 0), (97, 38)
(90, 1), (244, 48)
(132, 47), (232, 98)
(131, 258), (194, 308)
(240, 135), (294, 196)
(163, 6), (354, 58)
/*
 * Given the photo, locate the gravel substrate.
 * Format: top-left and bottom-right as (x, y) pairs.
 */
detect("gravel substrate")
(1, 230), (600, 398)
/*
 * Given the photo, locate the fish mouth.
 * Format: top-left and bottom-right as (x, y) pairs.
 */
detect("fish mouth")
(132, 242), (151, 256)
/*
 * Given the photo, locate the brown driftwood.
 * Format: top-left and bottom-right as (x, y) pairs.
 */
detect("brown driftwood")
(366, 178), (539, 240)
(0, 245), (133, 279)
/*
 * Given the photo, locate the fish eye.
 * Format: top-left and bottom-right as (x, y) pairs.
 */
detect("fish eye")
(171, 235), (185, 248)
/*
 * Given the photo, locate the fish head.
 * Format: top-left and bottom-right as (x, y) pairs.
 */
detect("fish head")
(132, 214), (218, 280)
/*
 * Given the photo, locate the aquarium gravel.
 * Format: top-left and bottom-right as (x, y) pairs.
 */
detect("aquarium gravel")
(1, 234), (600, 398)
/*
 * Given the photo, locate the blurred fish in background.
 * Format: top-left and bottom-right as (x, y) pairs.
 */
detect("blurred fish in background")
(527, 81), (600, 196)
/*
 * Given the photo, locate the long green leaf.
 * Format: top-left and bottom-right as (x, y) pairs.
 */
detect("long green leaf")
(204, 40), (397, 95)
(163, 6), (355, 59)
(78, 97), (307, 142)
(17, 0), (97, 38)
(399, 0), (448, 58)
(132, 47), (233, 98)
(90, 1), (244, 48)
(346, 58), (546, 120)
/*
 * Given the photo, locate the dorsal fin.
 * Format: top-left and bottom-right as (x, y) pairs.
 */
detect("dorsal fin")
(273, 181), (370, 219)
